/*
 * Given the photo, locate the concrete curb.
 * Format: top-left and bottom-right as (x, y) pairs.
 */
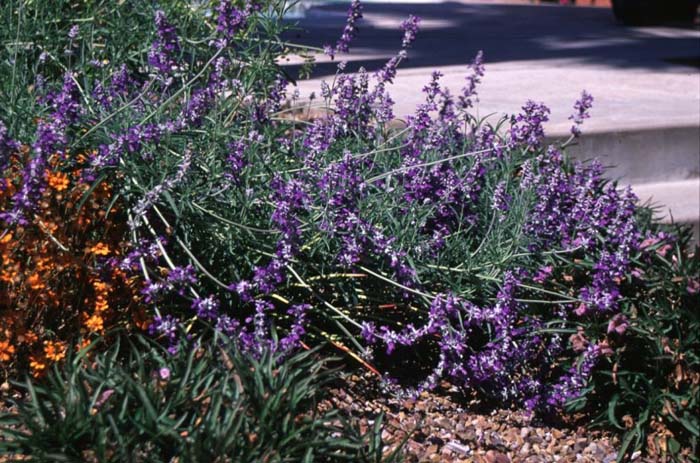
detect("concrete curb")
(555, 124), (700, 184)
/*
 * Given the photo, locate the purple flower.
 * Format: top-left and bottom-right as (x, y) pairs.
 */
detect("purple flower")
(569, 90), (593, 137)
(533, 265), (553, 284)
(510, 100), (550, 147)
(688, 278), (700, 294)
(324, 0), (363, 59)
(1, 73), (81, 225)
(148, 11), (180, 75)
(149, 314), (181, 353)
(68, 25), (80, 39)
(400, 15), (421, 49)
(491, 180), (511, 219)
(192, 296), (220, 320)
(93, 389), (115, 410)
(158, 367), (171, 380)
(546, 344), (600, 408)
(458, 51), (484, 110)
(216, 0), (254, 45)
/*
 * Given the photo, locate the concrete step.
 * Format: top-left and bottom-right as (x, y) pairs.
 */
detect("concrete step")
(631, 178), (700, 241)
(561, 124), (700, 185)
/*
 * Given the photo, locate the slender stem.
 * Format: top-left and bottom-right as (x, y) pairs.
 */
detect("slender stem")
(358, 265), (435, 301)
(192, 202), (278, 234)
(365, 146), (499, 184)
(286, 265), (363, 330)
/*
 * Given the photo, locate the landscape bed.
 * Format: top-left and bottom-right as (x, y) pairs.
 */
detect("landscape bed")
(0, 1), (698, 461)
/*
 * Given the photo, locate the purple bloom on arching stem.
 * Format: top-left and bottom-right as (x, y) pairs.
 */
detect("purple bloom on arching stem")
(215, 0), (254, 45)
(68, 25), (80, 39)
(491, 180), (511, 219)
(533, 265), (553, 284)
(148, 10), (180, 75)
(400, 15), (421, 49)
(192, 296), (220, 321)
(149, 314), (181, 355)
(1, 72), (81, 225)
(510, 100), (550, 147)
(458, 50), (485, 110)
(546, 344), (600, 409)
(324, 0), (363, 59)
(569, 90), (593, 137)
(361, 321), (378, 343)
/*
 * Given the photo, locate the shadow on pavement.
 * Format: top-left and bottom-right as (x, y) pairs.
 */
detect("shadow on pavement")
(282, 1), (700, 78)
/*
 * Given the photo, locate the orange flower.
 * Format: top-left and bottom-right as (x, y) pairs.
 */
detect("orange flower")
(44, 340), (67, 362)
(85, 314), (104, 332)
(17, 331), (38, 345)
(90, 242), (110, 256)
(0, 340), (15, 362)
(92, 280), (109, 293)
(0, 232), (12, 244)
(46, 170), (70, 191)
(94, 296), (109, 313)
(76, 338), (91, 352)
(29, 356), (46, 377)
(26, 272), (45, 290)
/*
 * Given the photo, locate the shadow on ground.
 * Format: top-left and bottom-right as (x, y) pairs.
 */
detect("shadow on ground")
(282, 1), (700, 78)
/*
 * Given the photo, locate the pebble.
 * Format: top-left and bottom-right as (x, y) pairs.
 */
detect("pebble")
(315, 372), (684, 463)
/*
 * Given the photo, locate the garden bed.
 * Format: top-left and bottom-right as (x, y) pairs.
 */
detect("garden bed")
(0, 0), (698, 461)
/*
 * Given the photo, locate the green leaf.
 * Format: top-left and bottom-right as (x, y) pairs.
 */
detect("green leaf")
(607, 393), (625, 430)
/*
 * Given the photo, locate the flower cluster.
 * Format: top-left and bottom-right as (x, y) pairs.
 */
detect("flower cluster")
(0, 151), (145, 375)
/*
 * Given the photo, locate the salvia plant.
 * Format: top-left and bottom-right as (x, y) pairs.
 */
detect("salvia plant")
(0, 333), (400, 462)
(1, 0), (698, 460)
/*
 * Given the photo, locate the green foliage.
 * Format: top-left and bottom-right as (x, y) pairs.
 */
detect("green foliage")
(0, 333), (402, 462)
(585, 224), (699, 462)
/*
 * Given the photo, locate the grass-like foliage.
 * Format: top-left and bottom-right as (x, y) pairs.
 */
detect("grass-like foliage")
(0, 333), (399, 462)
(1, 0), (698, 460)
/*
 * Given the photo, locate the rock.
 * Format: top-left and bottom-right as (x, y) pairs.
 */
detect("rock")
(485, 450), (510, 463)
(520, 442), (531, 455)
(521, 427), (531, 439)
(445, 441), (471, 456)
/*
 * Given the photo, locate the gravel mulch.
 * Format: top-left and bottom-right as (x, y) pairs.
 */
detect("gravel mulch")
(321, 372), (663, 463)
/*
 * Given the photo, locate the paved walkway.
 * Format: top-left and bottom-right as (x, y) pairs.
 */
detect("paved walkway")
(284, 1), (700, 233)
(288, 1), (699, 134)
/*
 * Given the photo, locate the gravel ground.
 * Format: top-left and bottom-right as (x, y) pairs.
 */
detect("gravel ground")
(321, 372), (668, 463)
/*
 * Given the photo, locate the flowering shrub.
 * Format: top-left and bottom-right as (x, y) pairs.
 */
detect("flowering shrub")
(1, 0), (698, 459)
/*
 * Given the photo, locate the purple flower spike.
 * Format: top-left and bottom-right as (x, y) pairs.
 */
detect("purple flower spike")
(324, 0), (363, 59)
(216, 0), (255, 46)
(458, 51), (485, 110)
(510, 100), (551, 148)
(148, 10), (181, 75)
(400, 15), (421, 49)
(68, 25), (80, 40)
(569, 90), (594, 137)
(192, 296), (220, 321)
(491, 180), (511, 219)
